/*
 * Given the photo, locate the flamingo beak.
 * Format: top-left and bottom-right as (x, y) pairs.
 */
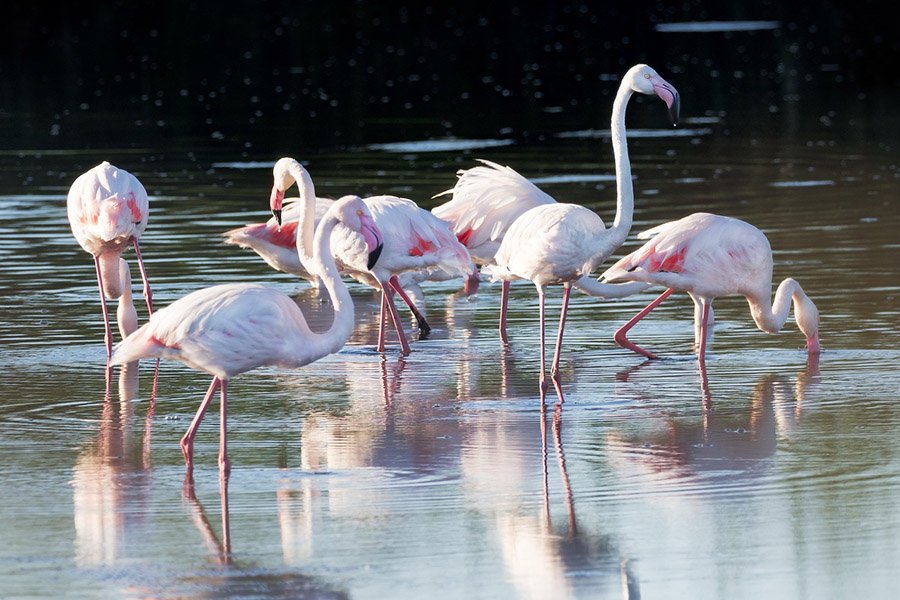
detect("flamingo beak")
(270, 187), (285, 226)
(652, 78), (681, 126)
(359, 213), (384, 270)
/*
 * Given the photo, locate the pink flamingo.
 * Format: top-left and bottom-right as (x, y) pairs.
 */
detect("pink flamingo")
(111, 196), (384, 475)
(599, 212), (821, 366)
(432, 159), (557, 341)
(481, 64), (680, 404)
(67, 161), (154, 357)
(267, 157), (476, 355)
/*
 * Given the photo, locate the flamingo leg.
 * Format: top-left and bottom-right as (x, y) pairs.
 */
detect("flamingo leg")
(181, 377), (220, 472)
(537, 285), (548, 406)
(499, 280), (510, 344)
(690, 293), (715, 354)
(93, 255), (114, 358)
(132, 239), (154, 315)
(377, 291), (388, 352)
(613, 288), (675, 359)
(388, 274), (431, 333)
(549, 285), (571, 405)
(383, 286), (412, 355)
(697, 299), (712, 369)
(218, 380), (231, 474)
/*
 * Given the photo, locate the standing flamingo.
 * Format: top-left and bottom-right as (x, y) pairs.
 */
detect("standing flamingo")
(67, 162), (154, 357)
(110, 196), (384, 475)
(481, 64), (679, 404)
(268, 157), (476, 355)
(598, 212), (821, 366)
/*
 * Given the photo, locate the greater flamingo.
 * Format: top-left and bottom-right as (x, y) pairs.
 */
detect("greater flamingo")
(481, 64), (680, 404)
(599, 212), (820, 366)
(67, 161), (154, 356)
(110, 196), (385, 475)
(268, 157), (476, 355)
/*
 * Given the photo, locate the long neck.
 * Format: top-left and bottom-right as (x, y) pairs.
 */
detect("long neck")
(308, 215), (355, 355)
(607, 83), (636, 247)
(290, 164), (318, 274)
(747, 278), (808, 335)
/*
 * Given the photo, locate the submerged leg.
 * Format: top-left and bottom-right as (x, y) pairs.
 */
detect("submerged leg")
(613, 288), (675, 359)
(499, 280), (510, 344)
(94, 255), (113, 358)
(181, 377), (220, 472)
(132, 239), (153, 315)
(389, 274), (430, 333)
(549, 285), (571, 405)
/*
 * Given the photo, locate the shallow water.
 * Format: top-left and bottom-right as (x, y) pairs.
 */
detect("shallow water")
(1, 104), (899, 600)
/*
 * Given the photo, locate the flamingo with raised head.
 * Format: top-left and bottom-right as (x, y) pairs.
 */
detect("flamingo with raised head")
(599, 212), (820, 366)
(67, 162), (154, 357)
(267, 157), (476, 355)
(481, 64), (679, 404)
(110, 196), (385, 475)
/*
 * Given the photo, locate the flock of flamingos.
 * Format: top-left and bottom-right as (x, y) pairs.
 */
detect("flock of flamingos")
(65, 64), (821, 478)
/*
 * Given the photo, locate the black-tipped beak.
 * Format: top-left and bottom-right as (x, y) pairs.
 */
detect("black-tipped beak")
(669, 92), (681, 126)
(273, 209), (282, 226)
(367, 242), (384, 270)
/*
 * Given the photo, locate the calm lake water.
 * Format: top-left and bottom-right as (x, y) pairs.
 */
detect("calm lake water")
(1, 82), (899, 598)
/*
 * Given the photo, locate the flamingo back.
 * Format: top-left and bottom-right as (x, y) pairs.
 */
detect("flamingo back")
(603, 213), (773, 297)
(67, 161), (149, 255)
(432, 159), (556, 263)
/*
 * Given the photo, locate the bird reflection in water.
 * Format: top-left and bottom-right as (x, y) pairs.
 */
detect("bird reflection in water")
(182, 474), (232, 566)
(72, 362), (158, 565)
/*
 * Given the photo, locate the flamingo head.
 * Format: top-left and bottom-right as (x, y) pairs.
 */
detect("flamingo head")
(271, 157), (309, 225)
(333, 195), (384, 270)
(796, 294), (821, 355)
(628, 64), (680, 126)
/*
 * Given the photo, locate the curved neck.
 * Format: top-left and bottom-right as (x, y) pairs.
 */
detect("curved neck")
(308, 214), (355, 355)
(747, 278), (810, 335)
(289, 163), (318, 274)
(608, 83), (636, 245)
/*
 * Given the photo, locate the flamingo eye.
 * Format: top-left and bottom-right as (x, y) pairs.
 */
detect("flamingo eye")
(644, 73), (651, 79)
(356, 209), (364, 217)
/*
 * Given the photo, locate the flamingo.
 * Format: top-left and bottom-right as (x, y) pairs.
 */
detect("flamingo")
(110, 196), (385, 475)
(599, 212), (821, 366)
(67, 161), (154, 357)
(267, 157), (477, 355)
(481, 64), (680, 404)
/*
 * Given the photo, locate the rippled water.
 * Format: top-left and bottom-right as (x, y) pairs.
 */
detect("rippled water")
(0, 115), (898, 599)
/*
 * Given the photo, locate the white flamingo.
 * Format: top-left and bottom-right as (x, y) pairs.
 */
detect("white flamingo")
(67, 162), (154, 356)
(599, 212), (821, 366)
(481, 64), (680, 404)
(110, 196), (384, 475)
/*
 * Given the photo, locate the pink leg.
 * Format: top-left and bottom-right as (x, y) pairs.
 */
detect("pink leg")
(499, 280), (510, 344)
(132, 239), (153, 315)
(613, 288), (675, 359)
(383, 286), (412, 355)
(377, 292), (388, 352)
(93, 255), (113, 358)
(181, 377), (220, 472)
(537, 285), (548, 407)
(549, 285), (571, 405)
(697, 299), (711, 369)
(389, 274), (430, 333)
(218, 380), (231, 474)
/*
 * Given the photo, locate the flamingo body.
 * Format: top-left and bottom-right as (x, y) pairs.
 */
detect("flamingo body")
(601, 212), (821, 362)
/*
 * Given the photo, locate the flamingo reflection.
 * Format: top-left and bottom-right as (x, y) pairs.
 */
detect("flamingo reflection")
(72, 363), (158, 565)
(182, 474), (232, 565)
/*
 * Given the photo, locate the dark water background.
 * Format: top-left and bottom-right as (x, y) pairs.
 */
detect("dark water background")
(1, 2), (899, 599)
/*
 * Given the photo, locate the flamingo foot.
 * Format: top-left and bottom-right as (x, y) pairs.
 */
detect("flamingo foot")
(613, 330), (659, 360)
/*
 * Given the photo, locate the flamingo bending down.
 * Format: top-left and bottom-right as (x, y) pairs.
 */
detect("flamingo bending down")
(481, 64), (680, 404)
(110, 196), (385, 475)
(268, 157), (477, 355)
(599, 212), (820, 365)
(67, 162), (154, 356)
(432, 159), (558, 341)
